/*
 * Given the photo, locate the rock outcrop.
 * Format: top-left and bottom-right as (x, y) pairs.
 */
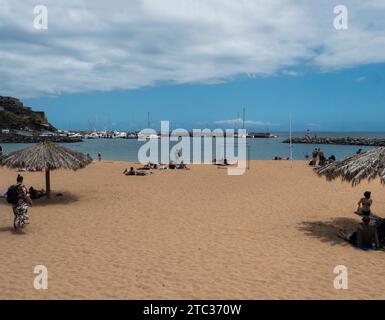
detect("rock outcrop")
(0, 96), (56, 131)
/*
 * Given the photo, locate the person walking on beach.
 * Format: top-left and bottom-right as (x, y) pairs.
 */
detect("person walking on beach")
(357, 191), (373, 216)
(7, 174), (32, 229)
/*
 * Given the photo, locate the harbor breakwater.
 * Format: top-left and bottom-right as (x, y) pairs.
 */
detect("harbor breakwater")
(283, 136), (385, 147)
(0, 135), (82, 143)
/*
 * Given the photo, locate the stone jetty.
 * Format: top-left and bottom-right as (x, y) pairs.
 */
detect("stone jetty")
(0, 135), (82, 143)
(282, 136), (385, 147)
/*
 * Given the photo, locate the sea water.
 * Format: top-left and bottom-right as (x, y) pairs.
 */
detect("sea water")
(1, 132), (384, 162)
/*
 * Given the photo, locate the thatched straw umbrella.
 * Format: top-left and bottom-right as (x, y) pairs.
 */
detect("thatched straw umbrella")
(0, 141), (92, 198)
(316, 147), (385, 186)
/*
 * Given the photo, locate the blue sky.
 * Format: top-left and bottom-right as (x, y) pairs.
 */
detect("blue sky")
(25, 62), (385, 132)
(1, 0), (385, 131)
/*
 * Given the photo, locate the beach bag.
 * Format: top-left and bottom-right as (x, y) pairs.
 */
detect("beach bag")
(6, 185), (19, 204)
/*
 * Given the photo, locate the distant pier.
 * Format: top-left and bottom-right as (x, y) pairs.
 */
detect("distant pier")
(283, 136), (385, 147)
(0, 134), (82, 143)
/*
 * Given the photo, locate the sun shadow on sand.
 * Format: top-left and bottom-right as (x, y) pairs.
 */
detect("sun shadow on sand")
(298, 217), (359, 246)
(0, 226), (27, 235)
(31, 192), (80, 207)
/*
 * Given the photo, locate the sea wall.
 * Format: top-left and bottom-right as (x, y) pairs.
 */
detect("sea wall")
(0, 135), (82, 143)
(282, 137), (385, 146)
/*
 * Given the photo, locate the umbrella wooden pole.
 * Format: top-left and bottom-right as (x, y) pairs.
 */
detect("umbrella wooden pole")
(45, 169), (51, 199)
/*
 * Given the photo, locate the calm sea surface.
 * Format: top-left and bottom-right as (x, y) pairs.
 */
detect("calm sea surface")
(1, 132), (385, 162)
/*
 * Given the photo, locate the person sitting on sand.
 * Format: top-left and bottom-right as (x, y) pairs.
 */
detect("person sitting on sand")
(168, 162), (176, 169)
(357, 191), (372, 216)
(318, 148), (326, 166)
(142, 162), (156, 170)
(177, 161), (189, 170)
(338, 216), (380, 250)
(29, 187), (46, 200)
(123, 167), (136, 176)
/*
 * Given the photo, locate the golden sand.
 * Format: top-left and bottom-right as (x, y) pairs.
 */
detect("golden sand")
(1, 160), (385, 299)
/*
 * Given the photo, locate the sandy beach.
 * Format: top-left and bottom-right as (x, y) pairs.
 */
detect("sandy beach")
(1, 160), (385, 300)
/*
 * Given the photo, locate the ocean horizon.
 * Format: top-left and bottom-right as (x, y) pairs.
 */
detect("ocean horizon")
(2, 131), (384, 162)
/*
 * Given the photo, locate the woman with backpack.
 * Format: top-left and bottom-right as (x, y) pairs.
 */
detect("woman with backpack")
(7, 174), (32, 229)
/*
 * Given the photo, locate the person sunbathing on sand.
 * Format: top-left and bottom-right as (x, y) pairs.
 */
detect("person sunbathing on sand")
(123, 167), (136, 176)
(338, 216), (380, 250)
(168, 162), (176, 169)
(123, 167), (152, 176)
(177, 161), (189, 170)
(29, 186), (46, 199)
(356, 191), (372, 216)
(135, 170), (152, 176)
(139, 162), (157, 170)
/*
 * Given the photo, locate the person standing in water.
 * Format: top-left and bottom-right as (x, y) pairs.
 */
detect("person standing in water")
(98, 152), (102, 161)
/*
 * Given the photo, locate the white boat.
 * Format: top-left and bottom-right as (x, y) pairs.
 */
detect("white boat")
(85, 132), (100, 139)
(137, 132), (160, 139)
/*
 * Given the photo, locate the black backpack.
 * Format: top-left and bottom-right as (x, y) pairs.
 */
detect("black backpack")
(6, 185), (19, 204)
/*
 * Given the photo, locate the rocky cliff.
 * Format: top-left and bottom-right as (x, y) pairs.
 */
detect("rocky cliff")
(0, 96), (56, 131)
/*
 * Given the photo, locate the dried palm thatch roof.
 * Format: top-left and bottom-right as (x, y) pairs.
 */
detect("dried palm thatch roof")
(316, 147), (385, 186)
(0, 141), (92, 199)
(0, 141), (92, 171)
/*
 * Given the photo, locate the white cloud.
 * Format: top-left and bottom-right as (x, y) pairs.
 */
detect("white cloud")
(0, 0), (384, 98)
(356, 76), (367, 82)
(281, 70), (303, 77)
